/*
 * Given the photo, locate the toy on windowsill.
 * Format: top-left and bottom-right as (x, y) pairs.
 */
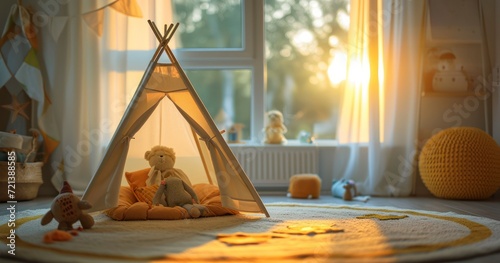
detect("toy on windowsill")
(331, 179), (370, 202)
(264, 110), (287, 144)
(152, 177), (207, 218)
(144, 145), (192, 186)
(227, 123), (244, 143)
(298, 131), (315, 144)
(41, 181), (94, 230)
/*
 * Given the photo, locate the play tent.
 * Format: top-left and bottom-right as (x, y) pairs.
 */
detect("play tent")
(82, 21), (269, 217)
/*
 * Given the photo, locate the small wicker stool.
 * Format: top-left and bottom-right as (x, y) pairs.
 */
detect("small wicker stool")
(288, 174), (321, 199)
(419, 127), (500, 200)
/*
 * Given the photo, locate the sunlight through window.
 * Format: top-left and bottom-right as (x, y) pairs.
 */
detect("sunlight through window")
(347, 58), (370, 87)
(328, 51), (347, 86)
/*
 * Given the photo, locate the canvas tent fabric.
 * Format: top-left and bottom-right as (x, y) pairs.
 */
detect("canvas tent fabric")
(82, 22), (269, 217)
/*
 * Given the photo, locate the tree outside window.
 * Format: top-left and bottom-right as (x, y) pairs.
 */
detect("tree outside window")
(173, 0), (349, 141)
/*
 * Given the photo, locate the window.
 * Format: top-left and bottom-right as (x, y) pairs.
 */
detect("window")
(173, 1), (243, 49)
(170, 0), (349, 142)
(184, 69), (252, 139)
(265, 0), (349, 140)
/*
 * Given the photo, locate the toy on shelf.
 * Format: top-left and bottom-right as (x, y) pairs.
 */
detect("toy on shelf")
(431, 51), (468, 92)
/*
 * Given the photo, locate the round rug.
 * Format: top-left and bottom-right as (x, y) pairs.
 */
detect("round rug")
(1, 203), (500, 263)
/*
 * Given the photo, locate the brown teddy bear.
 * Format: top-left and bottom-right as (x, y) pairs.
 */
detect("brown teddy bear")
(144, 145), (192, 186)
(264, 110), (287, 144)
(41, 181), (94, 230)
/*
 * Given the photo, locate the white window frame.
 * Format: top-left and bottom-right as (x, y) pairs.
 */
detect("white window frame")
(173, 0), (265, 142)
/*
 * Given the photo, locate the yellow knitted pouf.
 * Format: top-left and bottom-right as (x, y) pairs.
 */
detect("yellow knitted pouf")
(419, 127), (500, 200)
(288, 174), (321, 199)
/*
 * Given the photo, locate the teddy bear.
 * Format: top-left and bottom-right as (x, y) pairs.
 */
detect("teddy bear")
(144, 145), (192, 186)
(264, 110), (287, 144)
(152, 177), (207, 218)
(41, 181), (94, 230)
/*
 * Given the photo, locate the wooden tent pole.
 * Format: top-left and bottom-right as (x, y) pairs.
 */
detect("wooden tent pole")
(149, 21), (179, 45)
(147, 20), (174, 63)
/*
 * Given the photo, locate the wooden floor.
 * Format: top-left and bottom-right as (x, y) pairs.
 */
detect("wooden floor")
(1, 194), (499, 262)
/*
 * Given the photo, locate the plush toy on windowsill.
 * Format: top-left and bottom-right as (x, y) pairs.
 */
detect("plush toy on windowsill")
(144, 145), (192, 186)
(264, 110), (287, 144)
(41, 181), (94, 230)
(152, 177), (207, 218)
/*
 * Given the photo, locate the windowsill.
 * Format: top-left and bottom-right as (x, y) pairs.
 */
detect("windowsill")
(228, 139), (339, 148)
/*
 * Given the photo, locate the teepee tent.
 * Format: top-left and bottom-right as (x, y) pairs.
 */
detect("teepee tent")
(82, 21), (269, 217)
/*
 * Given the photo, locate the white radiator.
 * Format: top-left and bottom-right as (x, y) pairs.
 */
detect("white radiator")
(231, 146), (319, 187)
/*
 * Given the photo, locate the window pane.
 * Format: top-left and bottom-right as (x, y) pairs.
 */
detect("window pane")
(184, 69), (252, 141)
(172, 0), (243, 49)
(265, 0), (349, 140)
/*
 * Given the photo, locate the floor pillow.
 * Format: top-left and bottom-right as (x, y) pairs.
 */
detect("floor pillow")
(105, 168), (238, 220)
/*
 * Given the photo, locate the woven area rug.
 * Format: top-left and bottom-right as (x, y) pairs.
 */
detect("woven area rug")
(1, 203), (500, 263)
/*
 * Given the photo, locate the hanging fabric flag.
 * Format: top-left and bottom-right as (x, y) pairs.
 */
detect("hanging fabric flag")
(110, 0), (143, 17)
(0, 4), (60, 162)
(47, 16), (69, 42)
(82, 0), (143, 36)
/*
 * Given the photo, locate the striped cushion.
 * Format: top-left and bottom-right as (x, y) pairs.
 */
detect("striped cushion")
(134, 185), (159, 205)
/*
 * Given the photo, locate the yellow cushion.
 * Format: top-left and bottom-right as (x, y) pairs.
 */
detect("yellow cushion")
(419, 127), (500, 200)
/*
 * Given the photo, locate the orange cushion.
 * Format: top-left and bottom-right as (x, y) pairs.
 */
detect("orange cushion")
(105, 169), (238, 220)
(125, 168), (159, 205)
(134, 185), (159, 205)
(125, 168), (150, 189)
(193, 183), (222, 205)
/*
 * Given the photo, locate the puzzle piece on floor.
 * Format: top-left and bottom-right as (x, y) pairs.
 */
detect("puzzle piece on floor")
(356, 214), (408, 220)
(217, 232), (285, 245)
(273, 224), (344, 235)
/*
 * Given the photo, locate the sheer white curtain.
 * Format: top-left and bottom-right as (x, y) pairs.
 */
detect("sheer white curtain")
(334, 0), (425, 196)
(35, 0), (171, 195)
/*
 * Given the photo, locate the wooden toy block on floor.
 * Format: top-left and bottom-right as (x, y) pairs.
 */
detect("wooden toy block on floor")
(288, 174), (321, 199)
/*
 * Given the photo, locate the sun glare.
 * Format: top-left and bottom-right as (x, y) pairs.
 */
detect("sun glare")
(328, 51), (347, 85)
(292, 29), (315, 54)
(347, 58), (370, 87)
(327, 50), (372, 89)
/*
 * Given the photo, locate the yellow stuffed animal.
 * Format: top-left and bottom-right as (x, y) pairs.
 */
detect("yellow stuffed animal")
(264, 110), (287, 144)
(144, 145), (192, 186)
